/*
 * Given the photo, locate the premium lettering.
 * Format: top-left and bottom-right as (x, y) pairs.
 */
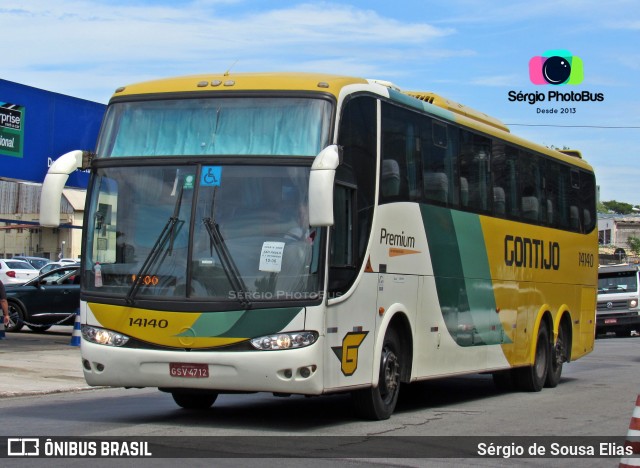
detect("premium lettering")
(380, 228), (415, 248)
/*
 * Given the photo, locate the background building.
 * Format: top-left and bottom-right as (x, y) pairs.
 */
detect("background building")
(0, 79), (104, 261)
(598, 214), (640, 264)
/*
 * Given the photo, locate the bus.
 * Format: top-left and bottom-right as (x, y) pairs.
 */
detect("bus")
(40, 73), (598, 420)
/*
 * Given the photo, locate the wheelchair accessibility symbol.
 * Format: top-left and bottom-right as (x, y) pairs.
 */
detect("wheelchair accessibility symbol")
(201, 166), (222, 187)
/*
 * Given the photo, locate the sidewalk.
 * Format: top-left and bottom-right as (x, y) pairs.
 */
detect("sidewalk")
(0, 330), (97, 397)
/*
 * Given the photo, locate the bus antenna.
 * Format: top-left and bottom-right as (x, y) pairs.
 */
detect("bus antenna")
(224, 60), (238, 76)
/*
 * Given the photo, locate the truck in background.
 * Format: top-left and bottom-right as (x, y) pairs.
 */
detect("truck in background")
(596, 263), (640, 337)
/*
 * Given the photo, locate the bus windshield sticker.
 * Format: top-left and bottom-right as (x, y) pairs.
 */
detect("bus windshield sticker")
(259, 241), (285, 272)
(201, 166), (222, 187)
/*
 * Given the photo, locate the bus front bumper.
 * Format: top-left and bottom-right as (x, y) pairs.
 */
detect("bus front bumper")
(80, 338), (325, 395)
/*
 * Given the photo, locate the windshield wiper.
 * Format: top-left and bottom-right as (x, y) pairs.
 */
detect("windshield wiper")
(126, 184), (184, 304)
(202, 186), (251, 309)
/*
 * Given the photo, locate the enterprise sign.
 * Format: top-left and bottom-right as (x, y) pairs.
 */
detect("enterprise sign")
(0, 103), (24, 158)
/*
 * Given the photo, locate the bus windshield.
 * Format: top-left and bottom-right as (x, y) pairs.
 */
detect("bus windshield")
(96, 97), (332, 157)
(84, 164), (322, 305)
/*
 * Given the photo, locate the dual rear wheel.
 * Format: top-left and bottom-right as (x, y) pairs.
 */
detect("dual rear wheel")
(493, 321), (567, 392)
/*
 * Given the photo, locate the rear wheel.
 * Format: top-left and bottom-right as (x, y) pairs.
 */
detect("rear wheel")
(171, 391), (218, 409)
(352, 328), (402, 420)
(514, 323), (549, 392)
(6, 302), (25, 332)
(545, 323), (567, 388)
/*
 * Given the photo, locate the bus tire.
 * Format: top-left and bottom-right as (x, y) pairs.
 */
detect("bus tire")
(545, 322), (567, 388)
(171, 391), (218, 409)
(352, 328), (402, 420)
(514, 323), (549, 392)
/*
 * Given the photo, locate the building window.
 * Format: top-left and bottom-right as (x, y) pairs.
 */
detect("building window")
(599, 229), (611, 244)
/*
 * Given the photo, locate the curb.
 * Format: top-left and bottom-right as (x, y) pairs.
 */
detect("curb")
(0, 386), (108, 399)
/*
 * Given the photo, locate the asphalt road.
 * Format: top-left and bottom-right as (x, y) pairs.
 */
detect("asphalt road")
(0, 329), (638, 467)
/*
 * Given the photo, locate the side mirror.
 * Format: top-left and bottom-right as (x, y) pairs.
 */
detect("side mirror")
(308, 145), (341, 227)
(40, 150), (89, 227)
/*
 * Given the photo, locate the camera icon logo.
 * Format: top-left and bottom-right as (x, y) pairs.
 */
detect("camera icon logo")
(529, 49), (583, 85)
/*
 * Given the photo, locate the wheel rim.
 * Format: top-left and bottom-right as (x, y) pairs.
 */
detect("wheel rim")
(379, 345), (400, 404)
(552, 328), (565, 368)
(7, 304), (21, 330)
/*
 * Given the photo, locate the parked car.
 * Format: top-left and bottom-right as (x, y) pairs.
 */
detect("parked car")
(59, 258), (81, 264)
(12, 256), (51, 270)
(0, 259), (39, 285)
(39, 261), (67, 275)
(4, 265), (80, 332)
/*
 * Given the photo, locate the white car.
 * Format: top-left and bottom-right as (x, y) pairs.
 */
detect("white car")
(0, 259), (39, 284)
(59, 258), (80, 264)
(39, 262), (67, 275)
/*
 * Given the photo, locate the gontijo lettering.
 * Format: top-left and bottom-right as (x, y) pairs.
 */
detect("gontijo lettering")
(504, 234), (560, 270)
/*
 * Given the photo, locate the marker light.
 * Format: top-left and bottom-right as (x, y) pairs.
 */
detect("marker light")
(250, 331), (318, 350)
(82, 325), (130, 347)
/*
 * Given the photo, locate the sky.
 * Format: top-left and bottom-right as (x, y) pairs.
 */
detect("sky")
(2, 0), (639, 204)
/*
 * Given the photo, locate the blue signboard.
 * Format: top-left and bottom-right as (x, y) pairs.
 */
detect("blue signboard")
(201, 166), (222, 186)
(0, 79), (105, 188)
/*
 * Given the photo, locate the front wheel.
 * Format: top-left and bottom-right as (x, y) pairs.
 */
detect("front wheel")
(171, 391), (218, 409)
(352, 328), (402, 420)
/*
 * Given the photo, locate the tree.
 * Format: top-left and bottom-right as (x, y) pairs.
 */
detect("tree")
(602, 200), (634, 215)
(628, 237), (640, 256)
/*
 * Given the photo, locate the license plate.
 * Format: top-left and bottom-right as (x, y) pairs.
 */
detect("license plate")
(169, 363), (209, 378)
(604, 318), (617, 324)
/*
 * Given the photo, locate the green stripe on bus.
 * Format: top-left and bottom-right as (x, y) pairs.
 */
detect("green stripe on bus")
(177, 307), (303, 339)
(420, 204), (509, 346)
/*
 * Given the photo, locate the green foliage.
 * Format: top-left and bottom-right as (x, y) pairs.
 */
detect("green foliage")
(628, 236), (640, 256)
(602, 200), (634, 214)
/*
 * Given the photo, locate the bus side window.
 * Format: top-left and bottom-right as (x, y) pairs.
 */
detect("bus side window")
(423, 121), (451, 205)
(580, 170), (596, 233)
(381, 159), (401, 199)
(458, 130), (490, 213)
(380, 103), (422, 204)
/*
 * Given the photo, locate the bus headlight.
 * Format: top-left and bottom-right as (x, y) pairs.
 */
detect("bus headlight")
(82, 325), (130, 347)
(250, 331), (318, 350)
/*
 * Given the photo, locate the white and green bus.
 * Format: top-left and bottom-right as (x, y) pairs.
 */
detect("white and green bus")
(41, 73), (598, 419)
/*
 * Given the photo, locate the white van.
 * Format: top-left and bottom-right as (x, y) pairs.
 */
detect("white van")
(596, 264), (640, 337)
